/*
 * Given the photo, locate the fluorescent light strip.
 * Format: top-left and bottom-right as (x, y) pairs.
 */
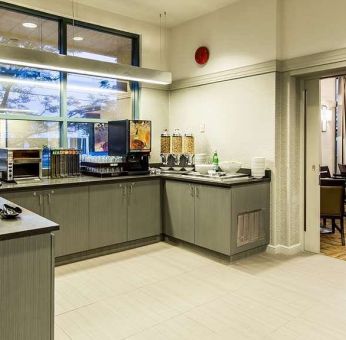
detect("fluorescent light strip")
(0, 76), (128, 94)
(0, 58), (169, 85)
(0, 46), (172, 85)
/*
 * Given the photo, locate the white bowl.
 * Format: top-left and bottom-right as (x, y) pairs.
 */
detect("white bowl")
(195, 164), (215, 174)
(219, 161), (242, 174)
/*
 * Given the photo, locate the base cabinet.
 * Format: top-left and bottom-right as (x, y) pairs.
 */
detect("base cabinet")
(1, 190), (42, 215)
(194, 185), (231, 255)
(43, 187), (89, 257)
(164, 180), (270, 257)
(1, 179), (162, 258)
(89, 183), (127, 249)
(127, 180), (161, 241)
(163, 181), (195, 243)
(0, 233), (54, 340)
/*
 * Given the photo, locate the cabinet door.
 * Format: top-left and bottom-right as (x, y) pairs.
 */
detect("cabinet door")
(163, 180), (195, 243)
(89, 183), (127, 249)
(127, 180), (161, 241)
(0, 190), (43, 215)
(194, 185), (231, 255)
(43, 186), (89, 257)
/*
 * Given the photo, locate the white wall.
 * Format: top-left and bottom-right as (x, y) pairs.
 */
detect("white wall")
(279, 0), (346, 59)
(169, 73), (276, 167)
(169, 0), (277, 80)
(140, 88), (169, 163)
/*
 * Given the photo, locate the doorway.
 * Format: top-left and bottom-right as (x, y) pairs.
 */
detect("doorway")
(305, 75), (346, 259)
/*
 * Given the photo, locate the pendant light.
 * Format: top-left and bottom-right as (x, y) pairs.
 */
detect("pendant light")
(0, 1), (172, 85)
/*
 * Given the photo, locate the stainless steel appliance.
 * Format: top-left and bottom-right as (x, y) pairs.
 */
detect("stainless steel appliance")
(108, 120), (151, 175)
(0, 148), (42, 182)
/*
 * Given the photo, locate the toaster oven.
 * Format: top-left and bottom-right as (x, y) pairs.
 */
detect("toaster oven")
(0, 148), (42, 182)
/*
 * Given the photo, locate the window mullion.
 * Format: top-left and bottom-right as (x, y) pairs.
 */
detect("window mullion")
(60, 72), (68, 147)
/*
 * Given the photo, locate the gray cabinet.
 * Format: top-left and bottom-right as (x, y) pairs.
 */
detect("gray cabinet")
(89, 183), (127, 249)
(127, 180), (161, 241)
(164, 180), (231, 254)
(164, 180), (270, 257)
(194, 185), (231, 255)
(1, 187), (89, 257)
(163, 181), (195, 243)
(1, 190), (43, 215)
(43, 186), (89, 257)
(0, 233), (54, 340)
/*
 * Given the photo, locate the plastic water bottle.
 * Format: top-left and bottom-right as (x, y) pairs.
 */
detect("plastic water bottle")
(212, 151), (219, 171)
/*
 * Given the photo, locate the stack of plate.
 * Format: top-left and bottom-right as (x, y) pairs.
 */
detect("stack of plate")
(251, 157), (265, 178)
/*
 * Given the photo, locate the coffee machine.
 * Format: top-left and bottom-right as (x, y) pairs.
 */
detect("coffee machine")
(108, 120), (151, 175)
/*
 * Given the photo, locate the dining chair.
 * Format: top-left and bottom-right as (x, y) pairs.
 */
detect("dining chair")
(320, 165), (331, 178)
(338, 164), (346, 177)
(320, 178), (345, 246)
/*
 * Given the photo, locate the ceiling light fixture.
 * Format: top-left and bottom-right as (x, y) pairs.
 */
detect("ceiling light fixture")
(22, 22), (38, 29)
(72, 36), (84, 41)
(0, 45), (172, 85)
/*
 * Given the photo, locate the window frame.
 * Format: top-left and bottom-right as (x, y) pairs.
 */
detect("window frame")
(0, 1), (140, 148)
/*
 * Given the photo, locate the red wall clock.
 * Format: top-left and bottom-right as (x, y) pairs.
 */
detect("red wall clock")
(195, 46), (209, 65)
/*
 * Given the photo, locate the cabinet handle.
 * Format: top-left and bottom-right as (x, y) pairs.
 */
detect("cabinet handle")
(190, 185), (194, 197)
(129, 182), (135, 195)
(39, 194), (43, 206)
(195, 187), (199, 198)
(120, 184), (127, 197)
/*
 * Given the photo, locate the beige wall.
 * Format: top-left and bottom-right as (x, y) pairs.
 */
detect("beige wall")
(140, 88), (169, 163)
(169, 0), (277, 81)
(279, 0), (346, 59)
(169, 73), (276, 167)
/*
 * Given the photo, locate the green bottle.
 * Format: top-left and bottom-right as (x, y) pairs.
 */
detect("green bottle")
(212, 150), (219, 170)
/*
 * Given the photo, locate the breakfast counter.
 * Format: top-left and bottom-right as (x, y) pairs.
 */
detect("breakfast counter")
(0, 171), (270, 192)
(0, 170), (271, 264)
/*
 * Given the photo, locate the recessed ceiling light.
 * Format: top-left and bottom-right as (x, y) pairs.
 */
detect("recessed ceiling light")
(22, 22), (38, 29)
(73, 36), (84, 41)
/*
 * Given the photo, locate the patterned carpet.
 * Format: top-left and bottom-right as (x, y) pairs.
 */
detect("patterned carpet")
(320, 220), (346, 260)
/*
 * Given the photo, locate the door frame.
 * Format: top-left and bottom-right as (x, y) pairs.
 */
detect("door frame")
(296, 69), (346, 252)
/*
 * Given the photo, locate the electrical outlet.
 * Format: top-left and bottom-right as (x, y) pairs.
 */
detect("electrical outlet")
(200, 123), (205, 133)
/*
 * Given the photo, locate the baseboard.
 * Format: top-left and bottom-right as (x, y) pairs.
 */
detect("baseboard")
(266, 243), (303, 255)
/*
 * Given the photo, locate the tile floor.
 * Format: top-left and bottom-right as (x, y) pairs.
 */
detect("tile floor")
(55, 242), (346, 339)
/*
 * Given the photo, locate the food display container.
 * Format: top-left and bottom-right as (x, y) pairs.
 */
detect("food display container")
(160, 129), (171, 154)
(183, 133), (195, 154)
(172, 129), (183, 154)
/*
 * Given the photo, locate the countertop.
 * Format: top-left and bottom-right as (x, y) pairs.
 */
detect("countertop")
(0, 172), (270, 192)
(0, 197), (59, 241)
(160, 173), (270, 188)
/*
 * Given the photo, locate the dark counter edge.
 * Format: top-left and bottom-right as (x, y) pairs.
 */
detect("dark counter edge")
(0, 170), (271, 192)
(0, 224), (59, 241)
(0, 196), (59, 241)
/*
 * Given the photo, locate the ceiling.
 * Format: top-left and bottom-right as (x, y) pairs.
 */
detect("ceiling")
(75, 0), (240, 27)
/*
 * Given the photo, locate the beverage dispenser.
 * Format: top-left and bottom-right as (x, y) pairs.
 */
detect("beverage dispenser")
(108, 120), (151, 175)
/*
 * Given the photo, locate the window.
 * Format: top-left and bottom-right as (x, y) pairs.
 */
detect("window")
(66, 24), (132, 65)
(0, 64), (60, 117)
(0, 4), (139, 152)
(0, 8), (59, 52)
